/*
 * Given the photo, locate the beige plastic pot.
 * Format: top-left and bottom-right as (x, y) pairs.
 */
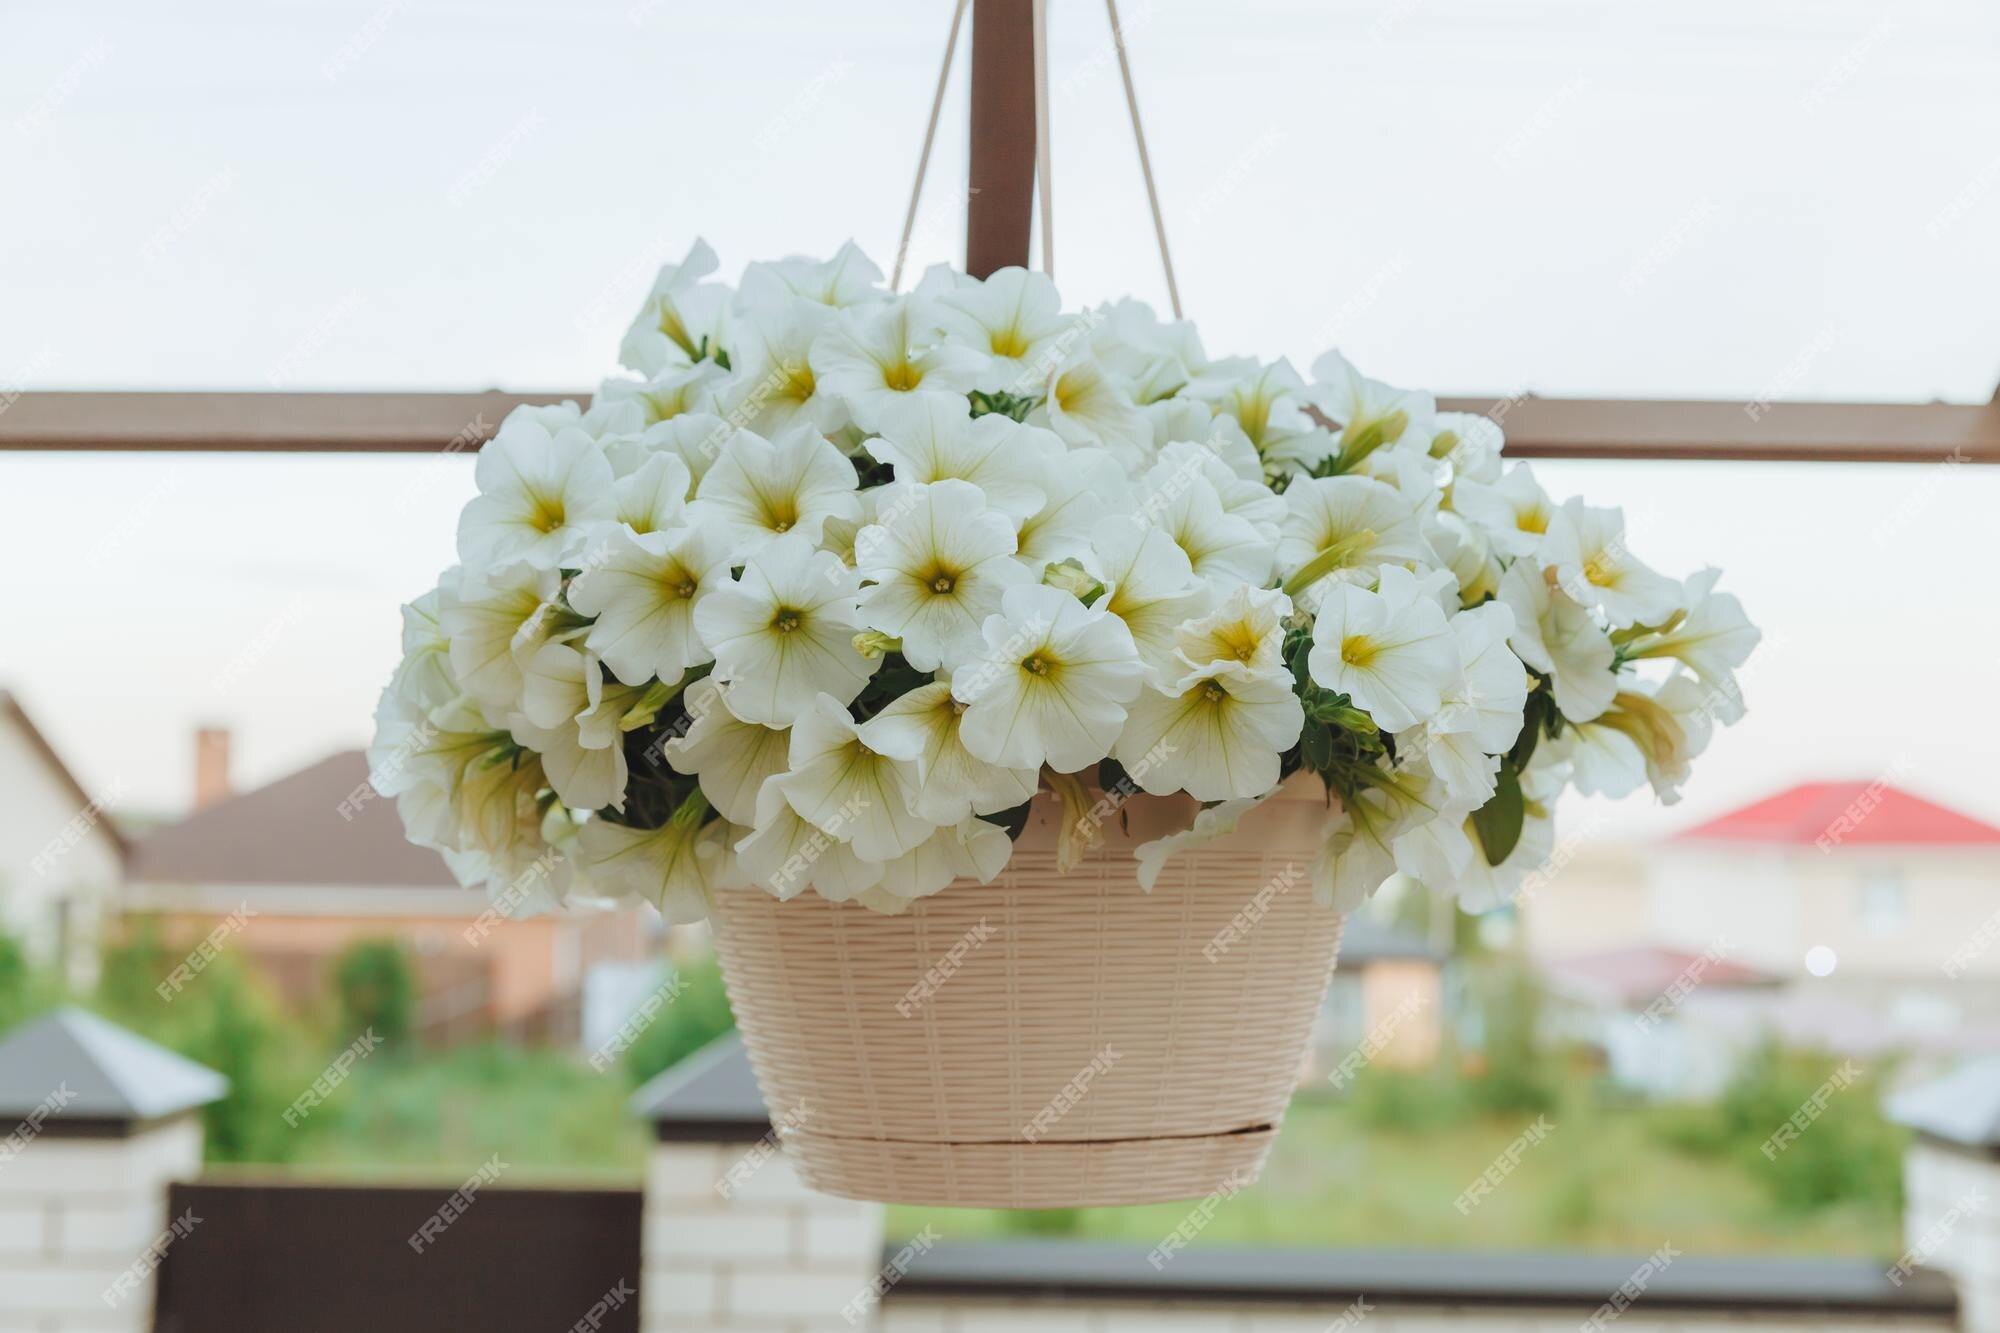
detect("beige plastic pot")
(706, 771), (1343, 1208)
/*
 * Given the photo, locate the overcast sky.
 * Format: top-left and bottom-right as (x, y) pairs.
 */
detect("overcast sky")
(4, 0), (1998, 837)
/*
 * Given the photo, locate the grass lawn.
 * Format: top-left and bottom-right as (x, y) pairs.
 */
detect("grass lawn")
(886, 1091), (1901, 1260)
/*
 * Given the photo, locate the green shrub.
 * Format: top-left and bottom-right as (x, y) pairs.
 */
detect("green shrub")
(1000, 1208), (1084, 1236)
(1716, 1043), (1903, 1215)
(332, 938), (416, 1046)
(1346, 1066), (1471, 1132)
(623, 954), (736, 1086)
(1464, 957), (1559, 1116)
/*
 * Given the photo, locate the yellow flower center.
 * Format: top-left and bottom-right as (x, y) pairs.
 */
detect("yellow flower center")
(527, 492), (565, 534)
(1200, 679), (1229, 704)
(990, 327), (1030, 358)
(1340, 635), (1380, 669)
(772, 609), (804, 634)
(1216, 623), (1262, 664)
(881, 361), (922, 392)
(1515, 504), (1550, 535)
(1021, 653), (1055, 677)
(930, 572), (958, 594)
(783, 360), (816, 401)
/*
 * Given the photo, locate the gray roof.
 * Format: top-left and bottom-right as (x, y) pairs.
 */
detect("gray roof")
(1886, 1057), (2000, 1148)
(128, 750), (457, 889)
(0, 1008), (226, 1122)
(628, 1033), (772, 1142)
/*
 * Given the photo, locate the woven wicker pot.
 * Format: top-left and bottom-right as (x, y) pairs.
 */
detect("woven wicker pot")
(707, 771), (1343, 1208)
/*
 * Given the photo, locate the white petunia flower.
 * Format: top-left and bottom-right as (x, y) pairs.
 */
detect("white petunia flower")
(737, 241), (884, 312)
(1114, 663), (1304, 801)
(1409, 600), (1529, 807)
(507, 643), (630, 812)
(596, 363), (727, 430)
(862, 395), (1059, 521)
(457, 417), (615, 572)
(688, 424), (861, 555)
(868, 818), (1016, 904)
(1277, 474), (1434, 602)
(1449, 466), (1554, 558)
(1081, 516), (1215, 683)
(692, 533), (878, 725)
(568, 524), (731, 685)
(1133, 791), (1273, 891)
(1090, 296), (1206, 404)
(1015, 449), (1130, 574)
(392, 585), (458, 710)
(1425, 510), (1503, 607)
(1039, 347), (1151, 469)
(577, 800), (727, 921)
(440, 563), (564, 713)
(1307, 565), (1462, 732)
(661, 677), (792, 825)
(599, 452), (692, 544)
(1429, 411), (1504, 484)
(771, 692), (934, 861)
(933, 266), (1076, 394)
(1453, 807), (1557, 913)
(720, 297), (846, 437)
(602, 413), (730, 494)
(618, 238), (731, 376)
(809, 298), (985, 429)
(855, 680), (1039, 824)
(1497, 560), (1616, 724)
(1173, 585), (1292, 676)
(1542, 499), (1681, 630)
(1134, 465), (1274, 586)
(1307, 350), (1436, 472)
(1623, 568), (1759, 722)
(1310, 808), (1397, 912)
(953, 584), (1147, 772)
(1186, 358), (1330, 475)
(1154, 440), (1285, 543)
(853, 479), (1033, 670)
(732, 774), (884, 901)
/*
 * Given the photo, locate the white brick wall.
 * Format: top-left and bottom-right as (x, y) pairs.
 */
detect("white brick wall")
(639, 1139), (886, 1332)
(0, 1117), (203, 1333)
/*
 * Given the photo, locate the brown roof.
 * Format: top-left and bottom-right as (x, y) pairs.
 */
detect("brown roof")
(128, 750), (457, 889)
(1, 691), (126, 860)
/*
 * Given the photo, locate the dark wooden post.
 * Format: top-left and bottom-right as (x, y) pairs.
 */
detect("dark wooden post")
(965, 0), (1036, 277)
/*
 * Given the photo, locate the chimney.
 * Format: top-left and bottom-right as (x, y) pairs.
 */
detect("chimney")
(194, 726), (232, 810)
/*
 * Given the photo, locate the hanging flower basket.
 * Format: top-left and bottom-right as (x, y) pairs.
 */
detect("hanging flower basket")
(369, 242), (1759, 1207)
(710, 771), (1338, 1207)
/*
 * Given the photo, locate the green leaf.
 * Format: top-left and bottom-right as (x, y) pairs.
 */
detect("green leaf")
(1301, 722), (1334, 774)
(1470, 760), (1525, 866)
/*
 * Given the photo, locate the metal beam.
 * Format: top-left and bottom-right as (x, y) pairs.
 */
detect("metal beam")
(2, 390), (1994, 463)
(964, 0), (1036, 277)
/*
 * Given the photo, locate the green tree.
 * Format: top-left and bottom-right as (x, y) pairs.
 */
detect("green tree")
(0, 930), (34, 1033)
(332, 938), (416, 1047)
(1466, 956), (1559, 1116)
(623, 954), (736, 1085)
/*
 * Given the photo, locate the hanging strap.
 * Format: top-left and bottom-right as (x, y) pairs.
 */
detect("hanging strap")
(895, 0), (1177, 311)
(892, 0), (971, 291)
(1105, 0), (1181, 318)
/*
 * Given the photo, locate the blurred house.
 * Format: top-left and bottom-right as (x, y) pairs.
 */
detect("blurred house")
(1310, 915), (1447, 1075)
(120, 739), (654, 1043)
(0, 692), (122, 989)
(1524, 780), (2000, 1070)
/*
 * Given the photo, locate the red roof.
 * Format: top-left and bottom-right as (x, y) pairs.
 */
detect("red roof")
(1676, 781), (2000, 848)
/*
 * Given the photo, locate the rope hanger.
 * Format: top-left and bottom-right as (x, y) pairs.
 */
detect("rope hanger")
(891, 0), (1183, 320)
